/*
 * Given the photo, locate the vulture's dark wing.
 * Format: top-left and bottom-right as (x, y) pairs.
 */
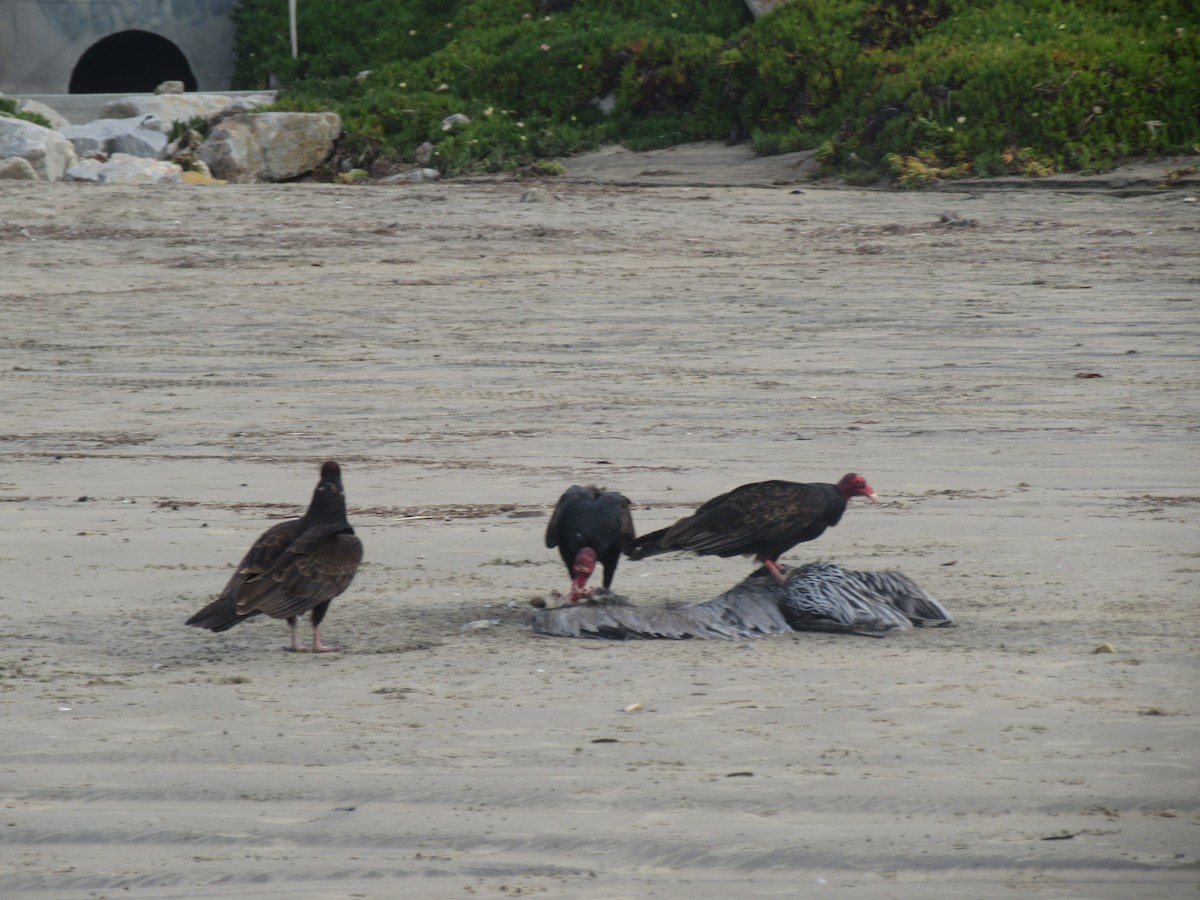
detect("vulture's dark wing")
(660, 481), (827, 556)
(219, 518), (305, 605)
(234, 522), (363, 619)
(615, 493), (637, 549)
(545, 484), (593, 549)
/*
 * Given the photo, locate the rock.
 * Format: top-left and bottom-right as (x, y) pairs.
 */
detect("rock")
(223, 96), (274, 115)
(441, 113), (470, 131)
(520, 187), (543, 203)
(15, 98), (70, 130)
(0, 117), (77, 181)
(65, 153), (183, 185)
(0, 156), (38, 180)
(414, 141), (434, 164)
(155, 80), (186, 94)
(460, 618), (500, 630)
(591, 92), (616, 115)
(180, 168), (226, 186)
(62, 115), (168, 159)
(101, 93), (274, 128)
(379, 168), (441, 184)
(938, 210), (979, 227)
(186, 158), (215, 179)
(198, 111), (341, 183)
(744, 0), (791, 16)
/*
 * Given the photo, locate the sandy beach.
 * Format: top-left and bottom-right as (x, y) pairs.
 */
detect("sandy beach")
(1, 145), (1198, 898)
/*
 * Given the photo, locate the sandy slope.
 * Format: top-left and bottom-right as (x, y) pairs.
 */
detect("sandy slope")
(1, 153), (1198, 898)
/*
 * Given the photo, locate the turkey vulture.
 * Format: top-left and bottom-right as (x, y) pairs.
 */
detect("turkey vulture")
(545, 484), (635, 602)
(624, 473), (877, 583)
(531, 562), (953, 640)
(186, 460), (363, 652)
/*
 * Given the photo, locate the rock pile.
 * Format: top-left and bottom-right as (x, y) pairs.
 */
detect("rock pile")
(0, 91), (342, 185)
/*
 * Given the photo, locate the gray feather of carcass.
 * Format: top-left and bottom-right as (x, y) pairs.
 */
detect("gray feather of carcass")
(531, 562), (954, 640)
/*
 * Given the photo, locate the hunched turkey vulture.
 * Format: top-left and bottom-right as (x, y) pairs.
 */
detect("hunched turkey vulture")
(186, 460), (363, 652)
(545, 484), (635, 602)
(531, 562), (953, 640)
(624, 473), (877, 583)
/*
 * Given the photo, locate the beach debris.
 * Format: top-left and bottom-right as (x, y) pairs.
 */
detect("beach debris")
(380, 167), (441, 183)
(937, 210), (978, 227)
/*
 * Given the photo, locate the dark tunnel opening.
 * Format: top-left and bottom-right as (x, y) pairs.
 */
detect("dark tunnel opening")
(69, 30), (198, 94)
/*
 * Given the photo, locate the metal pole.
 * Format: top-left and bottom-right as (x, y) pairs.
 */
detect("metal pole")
(289, 0), (298, 59)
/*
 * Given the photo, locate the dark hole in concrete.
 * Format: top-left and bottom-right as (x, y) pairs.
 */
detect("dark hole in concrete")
(70, 29), (198, 93)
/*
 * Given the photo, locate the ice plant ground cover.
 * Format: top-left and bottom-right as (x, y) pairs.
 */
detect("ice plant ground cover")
(229, 0), (1199, 183)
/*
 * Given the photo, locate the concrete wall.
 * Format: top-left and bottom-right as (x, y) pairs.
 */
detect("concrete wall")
(0, 0), (236, 94)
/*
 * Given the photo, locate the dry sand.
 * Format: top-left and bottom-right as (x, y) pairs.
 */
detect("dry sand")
(1, 145), (1198, 898)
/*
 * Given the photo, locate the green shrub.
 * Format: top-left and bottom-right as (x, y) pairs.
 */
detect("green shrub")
(0, 98), (53, 129)
(232, 0), (1200, 183)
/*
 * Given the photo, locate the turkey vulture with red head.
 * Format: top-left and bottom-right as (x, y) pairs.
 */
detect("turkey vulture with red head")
(545, 484), (635, 602)
(624, 473), (877, 583)
(186, 461), (363, 652)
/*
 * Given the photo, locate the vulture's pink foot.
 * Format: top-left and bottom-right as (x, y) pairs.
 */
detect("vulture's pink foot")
(764, 559), (790, 585)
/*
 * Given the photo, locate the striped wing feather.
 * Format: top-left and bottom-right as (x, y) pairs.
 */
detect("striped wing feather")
(231, 521), (362, 619)
(660, 481), (827, 557)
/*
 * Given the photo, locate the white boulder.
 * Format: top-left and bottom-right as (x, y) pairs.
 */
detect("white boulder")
(101, 93), (275, 128)
(16, 98), (71, 130)
(0, 156), (38, 180)
(0, 117), (77, 180)
(380, 168), (441, 184)
(65, 153), (183, 185)
(62, 115), (168, 159)
(198, 112), (342, 183)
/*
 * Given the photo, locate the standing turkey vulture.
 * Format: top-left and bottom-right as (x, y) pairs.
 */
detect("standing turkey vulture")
(624, 473), (877, 583)
(545, 484), (635, 602)
(186, 460), (363, 652)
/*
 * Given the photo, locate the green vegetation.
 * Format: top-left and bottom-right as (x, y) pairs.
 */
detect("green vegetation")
(0, 97), (53, 129)
(232, 0), (1199, 184)
(168, 115), (213, 143)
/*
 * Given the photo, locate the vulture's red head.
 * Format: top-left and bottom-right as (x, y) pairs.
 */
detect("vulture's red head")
(838, 472), (878, 503)
(568, 547), (598, 601)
